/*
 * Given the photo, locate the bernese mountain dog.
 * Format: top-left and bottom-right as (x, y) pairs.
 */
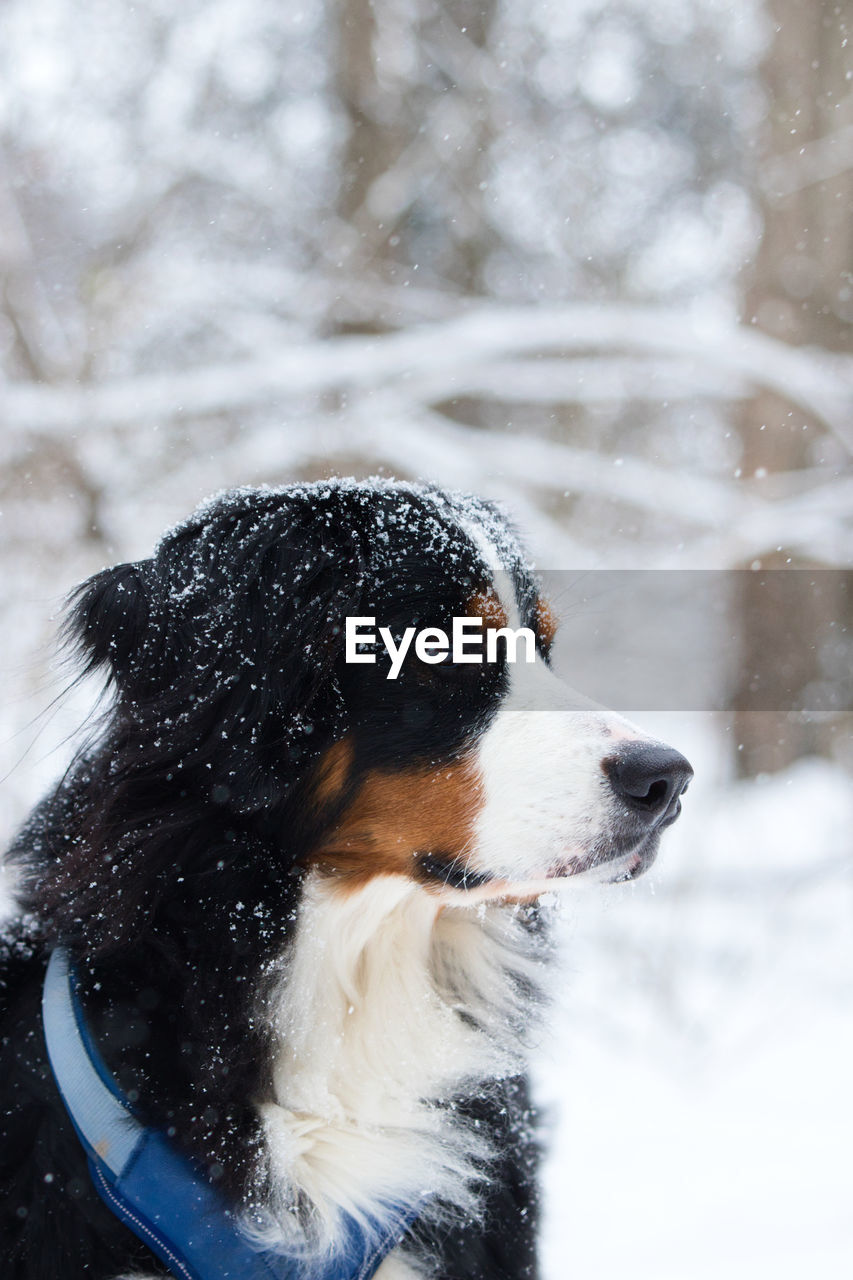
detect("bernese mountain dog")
(0, 480), (691, 1280)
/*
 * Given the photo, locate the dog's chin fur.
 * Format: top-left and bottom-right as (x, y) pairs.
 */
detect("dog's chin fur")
(248, 872), (547, 1255)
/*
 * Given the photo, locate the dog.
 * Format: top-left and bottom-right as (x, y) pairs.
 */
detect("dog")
(0, 480), (691, 1280)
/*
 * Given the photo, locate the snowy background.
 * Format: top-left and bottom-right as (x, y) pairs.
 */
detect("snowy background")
(1, 0), (852, 1275)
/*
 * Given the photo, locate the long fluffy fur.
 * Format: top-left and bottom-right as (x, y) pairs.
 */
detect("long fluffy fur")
(251, 874), (547, 1251)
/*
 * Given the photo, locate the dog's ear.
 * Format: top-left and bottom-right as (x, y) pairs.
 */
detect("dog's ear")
(65, 560), (159, 692)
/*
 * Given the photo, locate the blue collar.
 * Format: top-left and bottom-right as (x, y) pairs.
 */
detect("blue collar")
(42, 947), (418, 1280)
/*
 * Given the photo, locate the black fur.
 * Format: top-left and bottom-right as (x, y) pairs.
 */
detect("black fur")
(1, 481), (544, 1279)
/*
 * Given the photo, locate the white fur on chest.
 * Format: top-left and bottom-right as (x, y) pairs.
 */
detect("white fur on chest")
(253, 873), (544, 1252)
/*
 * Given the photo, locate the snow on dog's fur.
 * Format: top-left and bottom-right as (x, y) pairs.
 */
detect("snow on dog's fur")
(0, 480), (691, 1280)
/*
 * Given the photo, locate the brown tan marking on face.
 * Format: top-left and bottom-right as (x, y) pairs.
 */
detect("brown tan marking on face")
(308, 754), (483, 893)
(311, 736), (355, 807)
(535, 598), (558, 652)
(466, 588), (509, 632)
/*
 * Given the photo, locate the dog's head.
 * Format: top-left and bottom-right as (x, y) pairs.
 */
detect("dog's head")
(67, 480), (690, 909)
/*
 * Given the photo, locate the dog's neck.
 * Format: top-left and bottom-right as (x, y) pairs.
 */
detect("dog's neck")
(253, 872), (544, 1248)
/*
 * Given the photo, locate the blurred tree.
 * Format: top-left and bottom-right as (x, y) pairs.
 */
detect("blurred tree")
(735, 0), (853, 775)
(332, 0), (498, 317)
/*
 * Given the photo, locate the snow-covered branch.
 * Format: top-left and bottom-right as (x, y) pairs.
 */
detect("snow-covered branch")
(3, 304), (852, 449)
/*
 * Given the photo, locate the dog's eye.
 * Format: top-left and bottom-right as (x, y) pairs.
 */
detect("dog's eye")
(418, 652), (466, 677)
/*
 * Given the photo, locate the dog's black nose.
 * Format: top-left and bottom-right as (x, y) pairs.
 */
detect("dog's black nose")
(607, 745), (693, 825)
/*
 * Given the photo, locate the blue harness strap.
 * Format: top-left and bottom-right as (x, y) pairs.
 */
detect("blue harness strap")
(42, 948), (417, 1280)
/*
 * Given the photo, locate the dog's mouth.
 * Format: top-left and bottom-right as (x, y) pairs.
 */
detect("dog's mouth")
(608, 795), (686, 881)
(549, 790), (687, 885)
(607, 834), (661, 882)
(547, 836), (659, 884)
